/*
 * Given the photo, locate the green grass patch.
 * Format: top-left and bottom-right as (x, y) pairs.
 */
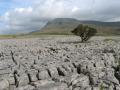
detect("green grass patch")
(99, 83), (105, 90)
(103, 38), (117, 42)
(0, 35), (17, 39)
(30, 32), (73, 35)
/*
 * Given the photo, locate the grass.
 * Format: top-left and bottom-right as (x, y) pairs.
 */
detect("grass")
(103, 38), (119, 42)
(103, 38), (115, 41)
(31, 30), (120, 36)
(0, 33), (120, 39)
(0, 35), (17, 39)
(30, 32), (73, 35)
(100, 83), (104, 90)
(14, 32), (75, 38)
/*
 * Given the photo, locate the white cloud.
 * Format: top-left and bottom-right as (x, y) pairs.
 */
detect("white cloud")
(3, 12), (10, 21)
(0, 12), (10, 22)
(72, 7), (79, 13)
(15, 7), (33, 14)
(1, 0), (120, 34)
(0, 0), (78, 34)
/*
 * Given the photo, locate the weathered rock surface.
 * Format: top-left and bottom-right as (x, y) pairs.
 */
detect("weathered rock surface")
(0, 36), (120, 90)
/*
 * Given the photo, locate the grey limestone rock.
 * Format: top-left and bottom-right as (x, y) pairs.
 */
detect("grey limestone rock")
(0, 79), (10, 90)
(0, 36), (120, 90)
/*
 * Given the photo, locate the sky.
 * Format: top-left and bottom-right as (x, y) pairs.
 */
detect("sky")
(0, 0), (120, 34)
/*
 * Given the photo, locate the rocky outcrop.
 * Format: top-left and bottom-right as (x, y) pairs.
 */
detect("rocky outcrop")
(0, 36), (120, 90)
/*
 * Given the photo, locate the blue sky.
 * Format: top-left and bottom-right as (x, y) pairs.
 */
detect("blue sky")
(0, 0), (32, 15)
(0, 0), (11, 15)
(0, 0), (120, 34)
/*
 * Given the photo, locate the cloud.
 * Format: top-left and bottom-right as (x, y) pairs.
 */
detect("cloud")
(14, 7), (33, 14)
(1, 0), (120, 34)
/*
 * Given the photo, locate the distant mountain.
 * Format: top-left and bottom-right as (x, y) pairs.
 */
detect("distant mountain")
(31, 18), (120, 35)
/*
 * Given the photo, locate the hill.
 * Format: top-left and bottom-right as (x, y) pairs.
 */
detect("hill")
(31, 18), (120, 35)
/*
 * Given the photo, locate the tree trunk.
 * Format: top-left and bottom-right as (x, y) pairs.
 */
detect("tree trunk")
(81, 39), (86, 43)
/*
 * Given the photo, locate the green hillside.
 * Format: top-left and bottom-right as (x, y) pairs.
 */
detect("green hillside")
(31, 18), (120, 36)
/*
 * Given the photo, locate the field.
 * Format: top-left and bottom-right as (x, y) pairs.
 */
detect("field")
(0, 35), (17, 39)
(0, 35), (120, 90)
